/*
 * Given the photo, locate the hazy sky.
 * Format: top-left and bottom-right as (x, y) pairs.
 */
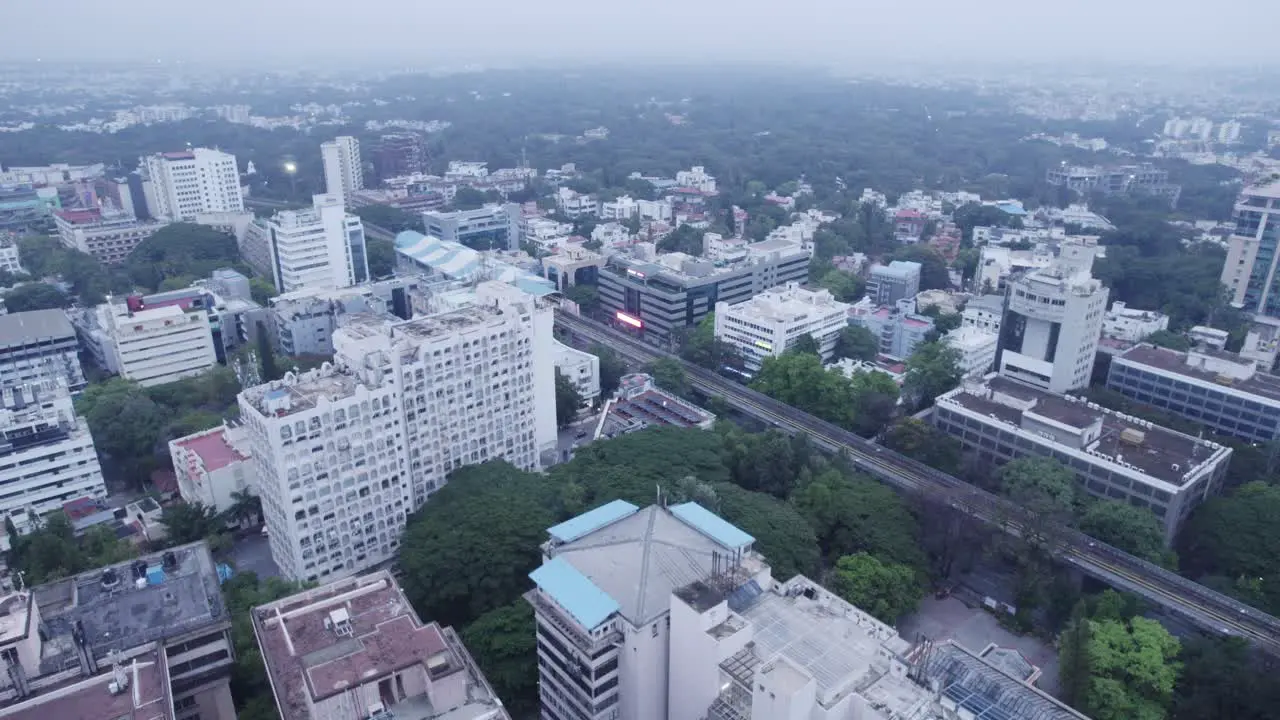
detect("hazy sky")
(3, 0), (1278, 68)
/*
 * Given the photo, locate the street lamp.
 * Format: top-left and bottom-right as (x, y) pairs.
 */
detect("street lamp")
(282, 160), (298, 198)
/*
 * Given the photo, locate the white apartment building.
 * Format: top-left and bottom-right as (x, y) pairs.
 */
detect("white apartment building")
(168, 421), (255, 515)
(1102, 301), (1169, 343)
(601, 195), (639, 220)
(553, 338), (600, 407)
(320, 135), (363, 204)
(945, 326), (999, 379)
(0, 237), (20, 274)
(94, 301), (218, 387)
(556, 187), (599, 218)
(0, 380), (107, 518)
(676, 165), (717, 193)
(53, 207), (167, 266)
(975, 244), (1054, 293)
(998, 243), (1109, 394)
(590, 222), (629, 247)
(142, 148), (244, 221)
(713, 283), (849, 371)
(637, 198), (673, 223)
(528, 500), (1087, 720)
(239, 281), (554, 582)
(260, 194), (370, 293)
(962, 294), (1004, 334)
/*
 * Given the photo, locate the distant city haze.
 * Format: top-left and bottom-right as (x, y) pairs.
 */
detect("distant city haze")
(2, 0), (1279, 68)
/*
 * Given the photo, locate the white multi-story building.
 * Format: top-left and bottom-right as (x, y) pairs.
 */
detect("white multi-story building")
(168, 421), (255, 515)
(93, 300), (218, 387)
(962, 294), (1004, 334)
(52, 207), (167, 266)
(553, 339), (600, 407)
(528, 500), (1087, 720)
(0, 380), (106, 518)
(935, 374), (1232, 543)
(320, 135), (363, 205)
(0, 309), (86, 392)
(601, 195), (639, 220)
(975, 244), (1054, 294)
(0, 236), (20, 274)
(142, 148), (244, 221)
(676, 165), (717, 193)
(998, 243), (1109, 394)
(945, 326), (999, 379)
(1102, 301), (1169, 343)
(714, 283), (849, 371)
(637, 198), (673, 222)
(255, 194), (370, 293)
(239, 281), (555, 582)
(590, 221), (629, 247)
(556, 187), (599, 218)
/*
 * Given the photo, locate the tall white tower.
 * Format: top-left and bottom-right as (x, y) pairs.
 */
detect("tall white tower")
(321, 136), (363, 206)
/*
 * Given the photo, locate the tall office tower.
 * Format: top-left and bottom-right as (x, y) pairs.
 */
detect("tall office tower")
(259, 194), (369, 293)
(373, 132), (427, 179)
(238, 281), (554, 583)
(1222, 181), (1280, 317)
(141, 148), (244, 221)
(0, 379), (107, 517)
(320, 135), (363, 205)
(997, 242), (1109, 393)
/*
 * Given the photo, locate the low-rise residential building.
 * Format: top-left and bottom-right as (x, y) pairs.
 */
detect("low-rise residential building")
(866, 261), (921, 305)
(527, 500), (1087, 720)
(82, 299), (218, 387)
(555, 187), (598, 218)
(946, 326), (999, 379)
(914, 289), (963, 315)
(525, 217), (575, 251)
(590, 221), (629, 247)
(1188, 325), (1229, 350)
(252, 570), (509, 720)
(0, 309), (86, 391)
(961, 294), (1004, 334)
(1046, 163), (1181, 207)
(0, 380), (106, 519)
(601, 195), (639, 220)
(597, 239), (810, 341)
(833, 357), (907, 387)
(269, 277), (418, 356)
(637, 198), (673, 223)
(0, 542), (236, 720)
(554, 339), (600, 407)
(53, 207), (166, 265)
(971, 226), (1058, 246)
(594, 373), (715, 439)
(713, 283), (849, 371)
(1107, 343), (1280, 443)
(168, 422), (255, 515)
(848, 298), (935, 360)
(675, 165), (717, 193)
(934, 374), (1232, 543)
(1102, 301), (1169, 343)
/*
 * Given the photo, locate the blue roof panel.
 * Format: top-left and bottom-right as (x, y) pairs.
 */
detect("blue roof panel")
(670, 502), (755, 549)
(547, 500), (639, 543)
(529, 557), (619, 630)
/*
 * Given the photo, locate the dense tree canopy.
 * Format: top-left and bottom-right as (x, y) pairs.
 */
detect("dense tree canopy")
(1179, 482), (1280, 614)
(589, 343), (627, 398)
(461, 601), (539, 718)
(902, 341), (963, 409)
(554, 368), (583, 426)
(2, 282), (69, 312)
(6, 512), (136, 586)
(124, 223), (242, 291)
(791, 468), (927, 573)
(1079, 500), (1171, 567)
(828, 552), (923, 623)
(833, 325), (879, 362)
(645, 357), (691, 399)
(881, 418), (961, 475)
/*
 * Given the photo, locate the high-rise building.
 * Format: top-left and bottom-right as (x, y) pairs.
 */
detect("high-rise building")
(0, 379), (106, 518)
(373, 132), (427, 179)
(320, 135), (363, 205)
(141, 148), (243, 221)
(997, 243), (1108, 394)
(0, 310), (86, 392)
(1222, 181), (1280, 317)
(528, 501), (1088, 720)
(81, 298), (218, 387)
(238, 281), (554, 582)
(252, 571), (510, 720)
(246, 194), (369, 293)
(0, 542), (237, 720)
(865, 261), (921, 305)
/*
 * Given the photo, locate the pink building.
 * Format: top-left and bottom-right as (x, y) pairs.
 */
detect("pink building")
(168, 422), (254, 515)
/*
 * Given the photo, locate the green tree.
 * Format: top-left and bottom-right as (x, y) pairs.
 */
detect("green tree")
(1180, 481), (1280, 613)
(555, 368), (583, 427)
(249, 277), (278, 305)
(2, 282), (69, 312)
(891, 245), (952, 290)
(645, 357), (691, 398)
(678, 314), (739, 371)
(227, 489), (262, 528)
(75, 378), (168, 461)
(718, 426), (801, 498)
(881, 418), (961, 474)
(902, 341), (962, 409)
(713, 482), (821, 580)
(790, 333), (820, 357)
(452, 186), (489, 210)
(1145, 329), (1191, 351)
(461, 601), (539, 718)
(1173, 636), (1280, 720)
(828, 552), (923, 623)
(1058, 600), (1094, 709)
(400, 462), (558, 627)
(752, 352), (856, 428)
(999, 456), (1077, 511)
(1079, 500), (1171, 566)
(815, 268), (865, 302)
(124, 223), (240, 291)
(7, 512), (138, 586)
(160, 502), (225, 546)
(222, 572), (309, 720)
(658, 223), (704, 255)
(1086, 616), (1181, 720)
(834, 325), (879, 362)
(791, 469), (926, 572)
(365, 237), (397, 278)
(563, 283), (600, 313)
(589, 342), (627, 398)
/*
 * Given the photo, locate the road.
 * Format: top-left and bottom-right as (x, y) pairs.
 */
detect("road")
(555, 310), (1280, 655)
